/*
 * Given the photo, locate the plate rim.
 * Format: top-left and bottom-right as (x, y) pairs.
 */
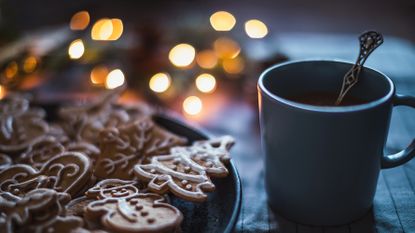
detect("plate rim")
(154, 114), (242, 233)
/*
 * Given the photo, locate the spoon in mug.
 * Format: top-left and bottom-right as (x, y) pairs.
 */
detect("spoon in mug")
(335, 31), (384, 105)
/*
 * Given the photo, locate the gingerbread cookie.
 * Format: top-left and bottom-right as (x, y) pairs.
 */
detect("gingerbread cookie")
(17, 136), (100, 168)
(66, 141), (100, 163)
(17, 136), (65, 169)
(0, 188), (86, 233)
(0, 94), (49, 153)
(134, 136), (234, 202)
(94, 118), (187, 180)
(66, 196), (95, 217)
(58, 88), (130, 145)
(0, 151), (92, 198)
(84, 179), (183, 233)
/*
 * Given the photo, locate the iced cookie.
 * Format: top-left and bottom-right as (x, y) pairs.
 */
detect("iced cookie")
(0, 188), (86, 233)
(0, 94), (49, 153)
(134, 136), (234, 202)
(84, 179), (183, 233)
(94, 118), (187, 180)
(0, 151), (92, 198)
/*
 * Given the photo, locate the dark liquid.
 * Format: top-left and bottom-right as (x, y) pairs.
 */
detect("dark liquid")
(288, 92), (367, 106)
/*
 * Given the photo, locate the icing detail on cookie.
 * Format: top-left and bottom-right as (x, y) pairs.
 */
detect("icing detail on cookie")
(0, 188), (85, 233)
(58, 88), (130, 145)
(134, 136), (234, 202)
(84, 180), (182, 233)
(18, 136), (65, 169)
(94, 118), (187, 180)
(0, 152), (92, 198)
(0, 95), (49, 153)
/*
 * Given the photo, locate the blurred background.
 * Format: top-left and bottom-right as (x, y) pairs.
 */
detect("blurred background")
(1, 0), (414, 127)
(1, 1), (415, 232)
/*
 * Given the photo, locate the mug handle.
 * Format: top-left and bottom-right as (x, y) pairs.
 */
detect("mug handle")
(381, 94), (415, 169)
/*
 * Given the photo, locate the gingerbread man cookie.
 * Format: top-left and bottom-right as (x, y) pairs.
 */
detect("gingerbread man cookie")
(0, 151), (92, 198)
(94, 118), (187, 180)
(134, 136), (234, 202)
(84, 179), (183, 233)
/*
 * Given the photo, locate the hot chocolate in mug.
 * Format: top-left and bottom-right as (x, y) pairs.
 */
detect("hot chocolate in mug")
(257, 60), (415, 225)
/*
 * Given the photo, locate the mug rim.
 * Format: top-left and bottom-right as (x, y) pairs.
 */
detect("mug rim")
(257, 59), (395, 113)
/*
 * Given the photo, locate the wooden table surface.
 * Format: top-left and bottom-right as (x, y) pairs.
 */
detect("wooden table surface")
(204, 34), (415, 233)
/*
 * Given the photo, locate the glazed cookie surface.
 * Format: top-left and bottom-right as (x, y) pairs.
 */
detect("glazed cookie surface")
(0, 151), (92, 198)
(94, 118), (187, 180)
(134, 136), (234, 202)
(84, 179), (183, 233)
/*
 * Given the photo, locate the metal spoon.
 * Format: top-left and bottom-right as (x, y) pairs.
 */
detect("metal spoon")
(335, 31), (384, 105)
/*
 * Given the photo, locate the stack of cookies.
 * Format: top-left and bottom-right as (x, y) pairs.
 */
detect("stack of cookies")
(0, 90), (235, 233)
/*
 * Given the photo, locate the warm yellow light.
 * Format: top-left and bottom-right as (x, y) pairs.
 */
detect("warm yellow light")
(70, 11), (90, 30)
(4, 62), (18, 79)
(23, 56), (37, 73)
(0, 85), (6, 99)
(213, 37), (240, 59)
(223, 57), (245, 74)
(209, 11), (236, 31)
(105, 69), (125, 89)
(68, 39), (85, 59)
(91, 18), (123, 41)
(183, 96), (202, 115)
(168, 43), (196, 67)
(149, 72), (171, 93)
(195, 73), (216, 93)
(90, 66), (109, 85)
(91, 18), (112, 40)
(196, 50), (218, 69)
(245, 19), (268, 38)
(108, 19), (123, 40)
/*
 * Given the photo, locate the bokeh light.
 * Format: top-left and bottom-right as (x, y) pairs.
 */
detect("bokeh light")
(23, 56), (37, 73)
(105, 69), (125, 89)
(244, 19), (268, 38)
(213, 37), (240, 59)
(149, 72), (171, 93)
(209, 11), (236, 31)
(70, 11), (90, 30)
(4, 61), (18, 79)
(91, 19), (112, 40)
(90, 66), (109, 85)
(223, 57), (245, 74)
(196, 50), (218, 69)
(195, 73), (216, 93)
(91, 18), (123, 41)
(108, 19), (123, 40)
(0, 85), (5, 99)
(168, 43), (196, 67)
(183, 96), (203, 115)
(68, 39), (85, 59)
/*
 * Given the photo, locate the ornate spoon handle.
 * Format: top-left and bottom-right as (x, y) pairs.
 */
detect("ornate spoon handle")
(335, 31), (384, 105)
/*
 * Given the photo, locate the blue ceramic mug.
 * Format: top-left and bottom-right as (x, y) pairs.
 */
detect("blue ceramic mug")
(257, 60), (415, 225)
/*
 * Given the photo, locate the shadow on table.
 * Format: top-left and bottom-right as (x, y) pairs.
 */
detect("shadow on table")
(268, 207), (377, 233)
